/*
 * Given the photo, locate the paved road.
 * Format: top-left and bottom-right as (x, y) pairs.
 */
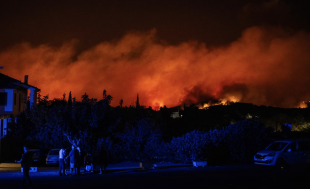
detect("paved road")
(0, 162), (188, 172)
(1, 164), (310, 189)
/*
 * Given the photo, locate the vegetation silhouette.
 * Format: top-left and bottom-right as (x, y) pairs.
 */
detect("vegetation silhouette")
(2, 92), (310, 165)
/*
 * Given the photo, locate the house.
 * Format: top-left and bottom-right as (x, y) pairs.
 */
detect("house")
(0, 72), (40, 138)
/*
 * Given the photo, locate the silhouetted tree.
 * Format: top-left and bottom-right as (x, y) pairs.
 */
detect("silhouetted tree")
(37, 92), (42, 104)
(37, 94), (50, 107)
(119, 99), (123, 108)
(117, 118), (161, 161)
(62, 93), (66, 101)
(68, 91), (72, 109)
(136, 94), (140, 108)
(102, 90), (112, 105)
(81, 93), (89, 103)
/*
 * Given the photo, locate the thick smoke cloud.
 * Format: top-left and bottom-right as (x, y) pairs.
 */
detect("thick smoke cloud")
(1, 26), (310, 108)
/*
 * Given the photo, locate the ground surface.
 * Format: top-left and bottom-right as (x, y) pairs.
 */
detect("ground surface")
(0, 163), (310, 189)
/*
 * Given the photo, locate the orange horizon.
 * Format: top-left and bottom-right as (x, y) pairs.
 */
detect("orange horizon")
(1, 26), (310, 109)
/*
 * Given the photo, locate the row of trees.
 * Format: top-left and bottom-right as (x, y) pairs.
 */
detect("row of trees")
(2, 90), (310, 165)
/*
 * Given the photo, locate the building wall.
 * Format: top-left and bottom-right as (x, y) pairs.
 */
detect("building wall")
(0, 88), (28, 117)
(0, 88), (27, 143)
(0, 75), (38, 161)
(12, 89), (27, 117)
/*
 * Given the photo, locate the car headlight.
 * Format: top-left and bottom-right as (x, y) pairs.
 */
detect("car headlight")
(267, 152), (275, 156)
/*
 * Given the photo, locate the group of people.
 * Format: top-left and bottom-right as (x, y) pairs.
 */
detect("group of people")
(17, 144), (108, 188)
(58, 145), (87, 176)
(59, 145), (108, 176)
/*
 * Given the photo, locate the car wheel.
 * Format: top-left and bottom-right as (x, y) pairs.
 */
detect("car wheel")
(276, 159), (286, 170)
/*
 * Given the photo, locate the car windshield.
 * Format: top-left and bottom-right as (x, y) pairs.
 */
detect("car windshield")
(49, 150), (59, 155)
(266, 142), (288, 151)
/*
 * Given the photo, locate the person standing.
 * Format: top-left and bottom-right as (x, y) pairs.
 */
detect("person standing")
(98, 147), (108, 174)
(84, 152), (94, 172)
(59, 147), (66, 176)
(68, 145), (77, 176)
(76, 147), (81, 175)
(20, 145), (34, 189)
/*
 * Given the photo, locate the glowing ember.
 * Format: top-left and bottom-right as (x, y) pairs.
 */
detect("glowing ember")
(198, 103), (210, 109)
(198, 95), (240, 109)
(298, 101), (310, 109)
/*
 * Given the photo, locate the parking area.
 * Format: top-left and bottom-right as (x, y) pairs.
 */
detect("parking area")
(1, 164), (310, 189)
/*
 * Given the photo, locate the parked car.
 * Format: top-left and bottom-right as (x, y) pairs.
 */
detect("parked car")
(254, 140), (310, 169)
(28, 149), (43, 164)
(46, 149), (60, 165)
(16, 149), (44, 166)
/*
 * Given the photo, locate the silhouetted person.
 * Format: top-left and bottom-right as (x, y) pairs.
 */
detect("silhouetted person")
(98, 147), (108, 174)
(59, 147), (66, 176)
(19, 145), (34, 189)
(76, 147), (81, 175)
(68, 145), (78, 176)
(84, 152), (94, 172)
(281, 124), (292, 139)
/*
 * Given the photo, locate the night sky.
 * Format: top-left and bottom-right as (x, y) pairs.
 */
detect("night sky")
(1, 0), (310, 108)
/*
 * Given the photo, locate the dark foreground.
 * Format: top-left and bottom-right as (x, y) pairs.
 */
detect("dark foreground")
(1, 164), (310, 189)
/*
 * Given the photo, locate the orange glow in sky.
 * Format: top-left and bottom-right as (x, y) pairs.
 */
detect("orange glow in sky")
(1, 27), (310, 109)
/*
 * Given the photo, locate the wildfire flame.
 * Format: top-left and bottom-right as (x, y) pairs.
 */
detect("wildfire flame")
(198, 95), (240, 109)
(299, 101), (310, 109)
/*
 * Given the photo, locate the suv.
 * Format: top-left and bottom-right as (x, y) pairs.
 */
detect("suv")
(254, 140), (310, 169)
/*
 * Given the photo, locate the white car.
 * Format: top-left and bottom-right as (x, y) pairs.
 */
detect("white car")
(46, 149), (60, 165)
(254, 140), (310, 169)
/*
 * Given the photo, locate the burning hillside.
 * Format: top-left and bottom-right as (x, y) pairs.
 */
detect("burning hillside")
(1, 26), (310, 109)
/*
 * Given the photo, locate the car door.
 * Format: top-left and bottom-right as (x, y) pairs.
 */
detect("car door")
(282, 142), (301, 165)
(297, 141), (310, 164)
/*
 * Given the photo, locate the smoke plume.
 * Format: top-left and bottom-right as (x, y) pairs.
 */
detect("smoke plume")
(1, 26), (310, 108)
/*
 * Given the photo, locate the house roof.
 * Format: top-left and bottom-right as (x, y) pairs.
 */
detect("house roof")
(0, 73), (40, 90)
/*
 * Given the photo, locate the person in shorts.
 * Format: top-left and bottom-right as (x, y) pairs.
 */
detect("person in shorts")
(68, 145), (78, 176)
